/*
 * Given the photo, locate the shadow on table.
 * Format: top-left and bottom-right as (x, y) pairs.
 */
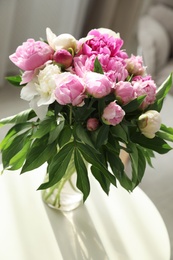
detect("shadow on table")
(43, 204), (109, 260)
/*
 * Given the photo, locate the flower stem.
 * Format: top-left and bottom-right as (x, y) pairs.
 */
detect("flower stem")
(69, 105), (72, 125)
(42, 156), (76, 208)
(53, 177), (69, 208)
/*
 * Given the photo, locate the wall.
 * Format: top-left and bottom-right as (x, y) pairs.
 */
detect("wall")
(0, 0), (17, 86)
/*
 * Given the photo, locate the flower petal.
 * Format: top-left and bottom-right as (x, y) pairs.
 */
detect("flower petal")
(20, 82), (38, 101)
(37, 94), (55, 106)
(30, 97), (48, 119)
(46, 27), (57, 50)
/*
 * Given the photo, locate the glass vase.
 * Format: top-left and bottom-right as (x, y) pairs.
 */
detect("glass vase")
(41, 158), (83, 211)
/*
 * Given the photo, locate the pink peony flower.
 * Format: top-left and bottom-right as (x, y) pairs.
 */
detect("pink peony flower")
(126, 55), (146, 76)
(73, 55), (95, 77)
(98, 54), (128, 82)
(86, 118), (99, 131)
(54, 72), (86, 106)
(102, 101), (125, 126)
(132, 75), (152, 82)
(53, 49), (73, 68)
(74, 53), (128, 83)
(132, 77), (157, 110)
(115, 81), (135, 105)
(81, 29), (124, 57)
(84, 71), (113, 98)
(9, 39), (53, 71)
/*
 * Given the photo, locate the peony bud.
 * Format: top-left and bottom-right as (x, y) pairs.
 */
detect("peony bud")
(86, 118), (99, 131)
(132, 78), (157, 110)
(54, 49), (73, 68)
(102, 101), (125, 126)
(125, 55), (146, 76)
(138, 110), (161, 139)
(46, 28), (77, 52)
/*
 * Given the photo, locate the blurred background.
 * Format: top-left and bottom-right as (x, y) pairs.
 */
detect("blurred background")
(0, 0), (173, 258)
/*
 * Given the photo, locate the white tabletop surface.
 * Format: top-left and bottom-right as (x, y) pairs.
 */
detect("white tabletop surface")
(0, 165), (171, 260)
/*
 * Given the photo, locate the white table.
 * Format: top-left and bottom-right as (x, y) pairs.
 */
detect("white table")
(0, 165), (171, 260)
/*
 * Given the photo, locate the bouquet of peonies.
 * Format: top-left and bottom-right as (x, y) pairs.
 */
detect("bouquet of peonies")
(1, 27), (173, 201)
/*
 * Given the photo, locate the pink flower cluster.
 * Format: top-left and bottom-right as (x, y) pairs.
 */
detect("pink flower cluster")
(9, 28), (157, 128)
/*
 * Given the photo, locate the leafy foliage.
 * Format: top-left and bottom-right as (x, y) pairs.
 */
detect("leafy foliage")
(5, 75), (23, 87)
(0, 72), (173, 201)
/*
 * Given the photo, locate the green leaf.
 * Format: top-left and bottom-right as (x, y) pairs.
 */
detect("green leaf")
(5, 75), (22, 86)
(58, 125), (72, 147)
(157, 131), (173, 142)
(96, 124), (109, 148)
(128, 143), (146, 184)
(98, 98), (105, 118)
(130, 132), (172, 154)
(157, 124), (173, 142)
(21, 136), (57, 173)
(76, 142), (116, 186)
(54, 102), (63, 116)
(105, 142), (119, 156)
(0, 123), (32, 150)
(161, 124), (173, 134)
(107, 132), (121, 154)
(110, 124), (128, 143)
(94, 57), (104, 74)
(106, 150), (132, 191)
(74, 148), (90, 201)
(32, 117), (56, 139)
(128, 142), (138, 177)
(73, 101), (96, 121)
(48, 120), (64, 144)
(75, 124), (98, 152)
(149, 73), (172, 111)
(135, 146), (147, 184)
(156, 124), (173, 142)
(139, 147), (155, 168)
(156, 73), (172, 100)
(9, 138), (32, 170)
(1, 130), (31, 169)
(122, 95), (146, 113)
(127, 143), (146, 188)
(127, 143), (139, 188)
(0, 109), (36, 127)
(90, 165), (110, 195)
(38, 142), (74, 189)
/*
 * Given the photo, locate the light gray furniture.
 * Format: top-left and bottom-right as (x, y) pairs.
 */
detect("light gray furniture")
(137, 0), (173, 90)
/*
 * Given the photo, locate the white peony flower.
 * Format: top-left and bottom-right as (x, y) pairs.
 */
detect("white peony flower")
(138, 110), (162, 139)
(21, 64), (61, 118)
(46, 27), (77, 52)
